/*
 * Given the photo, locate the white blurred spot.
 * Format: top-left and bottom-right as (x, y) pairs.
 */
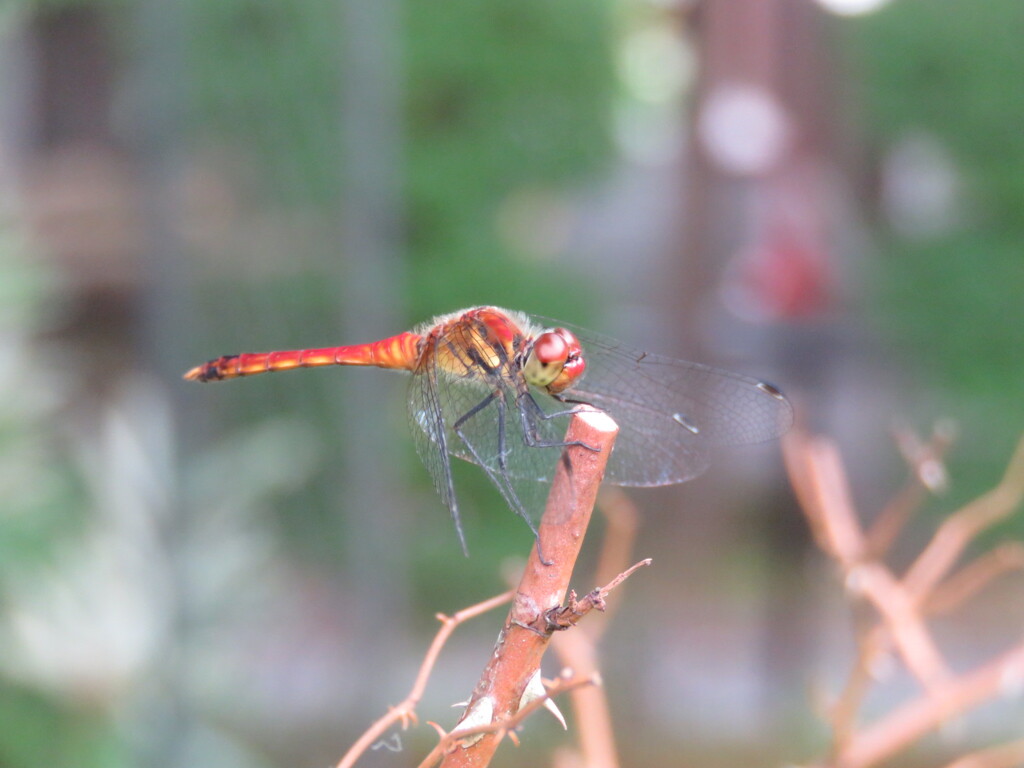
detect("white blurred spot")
(917, 458), (948, 494)
(672, 412), (700, 434)
(881, 133), (961, 238)
(1000, 659), (1024, 699)
(617, 25), (694, 105)
(698, 83), (790, 175)
(814, 0), (893, 16)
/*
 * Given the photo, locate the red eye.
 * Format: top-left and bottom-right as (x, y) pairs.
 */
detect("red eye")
(533, 331), (569, 365)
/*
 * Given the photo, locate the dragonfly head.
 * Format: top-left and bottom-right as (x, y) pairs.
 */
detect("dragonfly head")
(523, 327), (585, 393)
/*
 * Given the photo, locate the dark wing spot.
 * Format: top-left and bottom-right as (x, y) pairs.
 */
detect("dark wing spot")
(672, 412), (700, 434)
(756, 381), (786, 400)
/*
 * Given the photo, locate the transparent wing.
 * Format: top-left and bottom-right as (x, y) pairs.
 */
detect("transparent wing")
(408, 311), (793, 541)
(407, 321), (574, 534)
(407, 352), (462, 535)
(540, 320), (794, 487)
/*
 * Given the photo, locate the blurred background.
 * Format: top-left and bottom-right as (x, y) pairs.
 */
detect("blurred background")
(0, 0), (1022, 766)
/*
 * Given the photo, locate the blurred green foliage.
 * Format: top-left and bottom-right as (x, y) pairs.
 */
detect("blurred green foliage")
(853, 1), (1024, 228)
(404, 0), (612, 270)
(187, 0), (613, 320)
(0, 686), (118, 768)
(0, 242), (112, 766)
(850, 0), (1024, 505)
(189, 0), (345, 205)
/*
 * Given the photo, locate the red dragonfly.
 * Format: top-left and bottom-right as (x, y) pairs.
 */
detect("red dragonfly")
(185, 306), (792, 553)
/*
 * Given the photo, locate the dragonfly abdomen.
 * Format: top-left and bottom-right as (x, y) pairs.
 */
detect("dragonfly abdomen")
(183, 332), (423, 382)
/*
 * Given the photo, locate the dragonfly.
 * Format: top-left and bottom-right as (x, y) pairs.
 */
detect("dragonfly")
(185, 306), (793, 554)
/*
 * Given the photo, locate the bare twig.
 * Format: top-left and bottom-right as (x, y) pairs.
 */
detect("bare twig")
(903, 435), (1024, 599)
(847, 562), (952, 690)
(784, 432), (951, 690)
(833, 640), (1024, 768)
(827, 624), (889, 755)
(786, 429), (1024, 768)
(783, 432), (867, 566)
(866, 422), (955, 558)
(925, 542), (1024, 616)
(544, 559), (651, 632)
(438, 409), (619, 768)
(550, 636), (615, 768)
(546, 489), (645, 768)
(865, 479), (928, 559)
(592, 488), (641, 628)
(893, 420), (955, 493)
(335, 590), (514, 768)
(941, 738), (1024, 768)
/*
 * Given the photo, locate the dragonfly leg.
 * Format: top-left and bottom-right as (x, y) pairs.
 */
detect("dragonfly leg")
(452, 389), (510, 474)
(518, 392), (600, 453)
(452, 388), (500, 430)
(452, 389), (552, 564)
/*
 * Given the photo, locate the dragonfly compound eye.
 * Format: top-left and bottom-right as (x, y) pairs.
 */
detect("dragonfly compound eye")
(532, 328), (586, 393)
(533, 331), (570, 365)
(523, 330), (571, 387)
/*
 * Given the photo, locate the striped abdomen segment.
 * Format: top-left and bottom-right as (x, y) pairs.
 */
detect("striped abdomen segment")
(183, 332), (424, 382)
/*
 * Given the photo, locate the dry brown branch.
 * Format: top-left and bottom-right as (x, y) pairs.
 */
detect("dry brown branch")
(784, 429), (1024, 768)
(925, 542), (1024, 616)
(544, 488), (644, 768)
(416, 673), (599, 768)
(903, 435), (1024, 599)
(848, 562), (953, 689)
(437, 409), (619, 768)
(866, 479), (928, 559)
(827, 624), (889, 755)
(833, 640), (1024, 768)
(783, 432), (867, 565)
(528, 562), (650, 768)
(550, 626), (616, 768)
(544, 559), (651, 632)
(592, 489), (641, 616)
(866, 422), (955, 558)
(784, 432), (951, 690)
(941, 738), (1024, 768)
(335, 589), (515, 768)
